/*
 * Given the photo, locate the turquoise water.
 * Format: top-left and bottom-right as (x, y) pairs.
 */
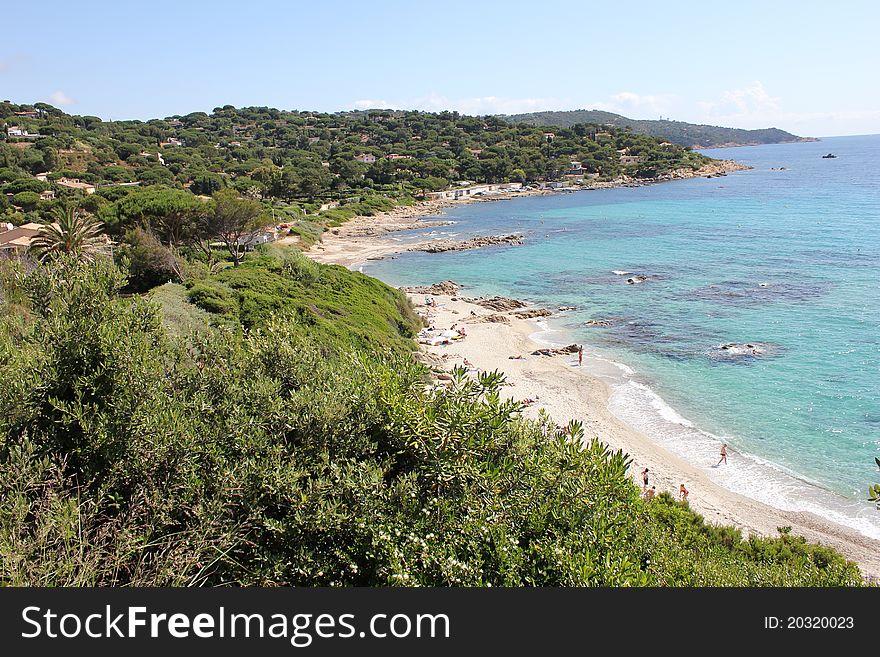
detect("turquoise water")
(365, 135), (880, 538)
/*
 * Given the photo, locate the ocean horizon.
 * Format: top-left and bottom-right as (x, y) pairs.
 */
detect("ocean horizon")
(365, 134), (880, 540)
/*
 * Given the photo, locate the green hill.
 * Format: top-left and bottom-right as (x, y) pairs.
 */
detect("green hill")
(500, 109), (813, 148)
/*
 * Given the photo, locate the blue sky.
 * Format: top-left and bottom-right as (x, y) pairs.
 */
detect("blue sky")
(2, 0), (878, 136)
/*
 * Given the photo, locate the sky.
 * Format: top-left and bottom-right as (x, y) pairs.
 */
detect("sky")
(2, 0), (878, 137)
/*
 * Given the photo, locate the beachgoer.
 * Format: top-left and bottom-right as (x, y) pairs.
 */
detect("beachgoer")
(679, 483), (689, 502)
(508, 354), (525, 360)
(578, 345), (584, 367)
(641, 467), (649, 491)
(644, 486), (656, 501)
(717, 443), (728, 466)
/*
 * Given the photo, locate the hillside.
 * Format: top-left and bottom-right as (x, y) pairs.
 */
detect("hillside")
(1, 100), (715, 242)
(500, 109), (813, 148)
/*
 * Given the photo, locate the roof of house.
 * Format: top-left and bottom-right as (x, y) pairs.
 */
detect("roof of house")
(0, 224), (43, 249)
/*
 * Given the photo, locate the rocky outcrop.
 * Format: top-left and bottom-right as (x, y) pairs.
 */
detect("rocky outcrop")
(584, 318), (617, 327)
(410, 233), (524, 254)
(626, 275), (649, 285)
(531, 344), (580, 357)
(467, 296), (528, 311)
(402, 280), (460, 296)
(512, 308), (553, 319)
(475, 313), (510, 323)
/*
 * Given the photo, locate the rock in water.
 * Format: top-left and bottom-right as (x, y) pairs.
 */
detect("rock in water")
(512, 308), (553, 319)
(709, 342), (781, 361)
(410, 233), (524, 253)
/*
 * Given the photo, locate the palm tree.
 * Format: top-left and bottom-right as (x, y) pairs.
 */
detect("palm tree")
(29, 206), (111, 263)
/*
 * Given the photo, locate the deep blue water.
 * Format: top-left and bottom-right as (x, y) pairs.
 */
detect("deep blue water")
(365, 135), (880, 538)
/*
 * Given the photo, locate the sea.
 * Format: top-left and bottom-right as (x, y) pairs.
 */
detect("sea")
(364, 135), (880, 539)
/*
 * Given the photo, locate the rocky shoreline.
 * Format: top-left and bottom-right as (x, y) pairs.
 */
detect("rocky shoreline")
(306, 159), (751, 268)
(409, 233), (524, 254)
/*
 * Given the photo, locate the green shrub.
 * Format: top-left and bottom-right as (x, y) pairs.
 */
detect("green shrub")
(187, 281), (238, 314)
(0, 256), (866, 587)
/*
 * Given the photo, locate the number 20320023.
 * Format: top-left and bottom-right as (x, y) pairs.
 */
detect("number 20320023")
(764, 616), (853, 629)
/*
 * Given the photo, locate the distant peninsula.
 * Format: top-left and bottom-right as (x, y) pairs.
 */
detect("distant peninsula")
(499, 109), (816, 149)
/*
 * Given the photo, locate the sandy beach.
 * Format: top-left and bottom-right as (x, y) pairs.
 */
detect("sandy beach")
(406, 292), (880, 579)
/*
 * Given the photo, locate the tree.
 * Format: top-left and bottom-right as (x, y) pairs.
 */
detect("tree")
(117, 226), (183, 291)
(29, 206), (110, 263)
(205, 189), (265, 266)
(112, 187), (207, 245)
(12, 191), (41, 211)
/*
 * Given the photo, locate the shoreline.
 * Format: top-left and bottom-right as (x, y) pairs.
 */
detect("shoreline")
(307, 159), (748, 269)
(408, 291), (880, 579)
(302, 160), (880, 579)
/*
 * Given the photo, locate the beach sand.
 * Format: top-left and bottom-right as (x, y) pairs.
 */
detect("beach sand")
(409, 294), (880, 579)
(307, 190), (550, 268)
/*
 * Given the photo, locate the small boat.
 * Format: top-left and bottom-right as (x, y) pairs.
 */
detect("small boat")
(821, 153), (837, 158)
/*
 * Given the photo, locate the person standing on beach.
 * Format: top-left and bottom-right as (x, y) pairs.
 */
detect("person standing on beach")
(578, 345), (583, 367)
(644, 486), (656, 501)
(641, 467), (649, 491)
(717, 443), (728, 466)
(679, 483), (689, 502)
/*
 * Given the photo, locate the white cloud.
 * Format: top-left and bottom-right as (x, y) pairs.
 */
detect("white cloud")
(697, 81), (781, 122)
(350, 93), (573, 115)
(351, 90), (681, 119)
(694, 81), (880, 135)
(46, 90), (74, 106)
(353, 98), (390, 109)
(593, 91), (676, 117)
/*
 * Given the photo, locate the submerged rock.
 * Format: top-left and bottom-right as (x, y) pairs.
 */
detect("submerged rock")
(626, 275), (649, 285)
(709, 342), (781, 361)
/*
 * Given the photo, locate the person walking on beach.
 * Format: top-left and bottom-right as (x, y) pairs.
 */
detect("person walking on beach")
(717, 443), (728, 466)
(578, 345), (584, 367)
(644, 486), (656, 501)
(679, 483), (689, 502)
(641, 467), (650, 491)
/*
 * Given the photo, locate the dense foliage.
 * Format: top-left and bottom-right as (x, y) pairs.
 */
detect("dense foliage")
(0, 254), (863, 586)
(1, 101), (710, 239)
(501, 109), (808, 148)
